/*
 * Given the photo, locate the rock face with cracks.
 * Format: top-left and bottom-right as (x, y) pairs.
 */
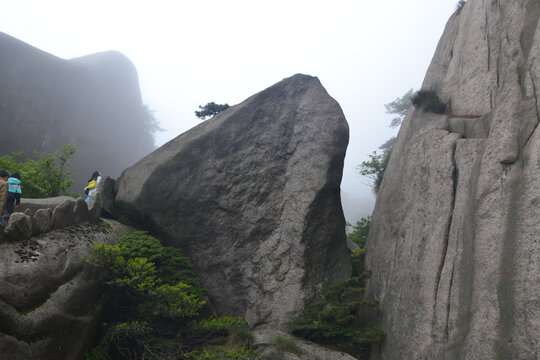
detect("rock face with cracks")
(115, 74), (351, 329)
(365, 1), (540, 359)
(0, 219), (134, 360)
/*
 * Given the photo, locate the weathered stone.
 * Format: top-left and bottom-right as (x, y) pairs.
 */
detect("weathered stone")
(0, 219), (134, 359)
(31, 208), (53, 235)
(18, 196), (74, 215)
(253, 329), (357, 360)
(115, 74), (350, 329)
(73, 197), (89, 224)
(4, 213), (32, 242)
(365, 1), (540, 359)
(51, 199), (76, 230)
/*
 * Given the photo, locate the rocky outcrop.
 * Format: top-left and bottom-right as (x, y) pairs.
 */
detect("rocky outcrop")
(0, 32), (155, 192)
(0, 219), (134, 360)
(365, 1), (540, 359)
(252, 329), (357, 360)
(115, 74), (350, 329)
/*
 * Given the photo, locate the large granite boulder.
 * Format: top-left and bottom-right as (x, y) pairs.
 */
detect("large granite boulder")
(365, 1), (540, 359)
(115, 74), (350, 329)
(0, 219), (134, 360)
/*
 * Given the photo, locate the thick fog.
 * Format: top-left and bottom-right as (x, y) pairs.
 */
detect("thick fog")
(0, 0), (460, 221)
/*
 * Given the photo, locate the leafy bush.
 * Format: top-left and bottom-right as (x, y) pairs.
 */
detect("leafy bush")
(275, 336), (303, 356)
(412, 90), (447, 114)
(88, 231), (206, 358)
(87, 231), (258, 359)
(357, 149), (392, 193)
(184, 347), (259, 360)
(291, 243), (384, 357)
(0, 143), (76, 198)
(347, 216), (371, 249)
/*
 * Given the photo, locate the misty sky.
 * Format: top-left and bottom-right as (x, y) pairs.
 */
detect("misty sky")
(0, 0), (459, 223)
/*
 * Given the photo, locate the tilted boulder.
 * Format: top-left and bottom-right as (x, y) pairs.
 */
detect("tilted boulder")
(0, 219), (134, 359)
(31, 208), (53, 235)
(365, 1), (540, 359)
(115, 74), (350, 329)
(4, 213), (32, 242)
(51, 199), (76, 230)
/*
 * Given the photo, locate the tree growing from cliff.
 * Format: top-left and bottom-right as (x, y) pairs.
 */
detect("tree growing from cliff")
(384, 88), (414, 128)
(0, 143), (76, 198)
(195, 102), (230, 120)
(142, 104), (163, 143)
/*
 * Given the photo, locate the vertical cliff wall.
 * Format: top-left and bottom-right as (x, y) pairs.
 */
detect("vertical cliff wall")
(365, 1), (539, 359)
(0, 32), (155, 192)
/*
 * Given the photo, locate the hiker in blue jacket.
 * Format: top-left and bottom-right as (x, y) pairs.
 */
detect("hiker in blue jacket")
(2, 172), (22, 225)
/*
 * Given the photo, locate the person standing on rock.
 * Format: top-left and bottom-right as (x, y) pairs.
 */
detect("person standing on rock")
(84, 170), (102, 203)
(0, 170), (9, 227)
(2, 172), (22, 224)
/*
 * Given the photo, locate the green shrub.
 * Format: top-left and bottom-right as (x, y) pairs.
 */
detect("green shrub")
(275, 336), (303, 356)
(195, 316), (246, 331)
(184, 347), (259, 360)
(0, 143), (76, 198)
(88, 231), (206, 358)
(412, 89), (447, 114)
(291, 247), (385, 357)
(346, 216), (371, 249)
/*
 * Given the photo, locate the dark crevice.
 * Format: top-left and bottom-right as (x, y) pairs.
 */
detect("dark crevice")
(445, 263), (456, 340)
(522, 66), (540, 150)
(433, 140), (458, 313)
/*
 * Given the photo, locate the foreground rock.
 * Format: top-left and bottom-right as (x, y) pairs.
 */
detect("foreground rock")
(0, 219), (133, 359)
(115, 74), (351, 329)
(253, 329), (358, 360)
(365, 1), (540, 359)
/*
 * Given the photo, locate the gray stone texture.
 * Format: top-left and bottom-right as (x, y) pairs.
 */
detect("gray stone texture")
(115, 74), (351, 329)
(365, 1), (540, 359)
(4, 213), (32, 242)
(51, 198), (76, 230)
(31, 208), (53, 235)
(253, 329), (358, 360)
(0, 219), (134, 360)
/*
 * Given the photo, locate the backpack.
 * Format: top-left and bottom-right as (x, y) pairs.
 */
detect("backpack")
(85, 179), (97, 195)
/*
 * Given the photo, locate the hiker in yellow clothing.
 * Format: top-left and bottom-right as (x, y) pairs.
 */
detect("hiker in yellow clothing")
(84, 170), (102, 203)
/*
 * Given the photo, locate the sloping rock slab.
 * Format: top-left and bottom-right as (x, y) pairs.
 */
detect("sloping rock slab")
(115, 74), (350, 328)
(0, 219), (134, 359)
(253, 329), (358, 360)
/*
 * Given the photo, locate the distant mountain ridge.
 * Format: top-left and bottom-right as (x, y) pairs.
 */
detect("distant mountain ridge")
(0, 32), (155, 192)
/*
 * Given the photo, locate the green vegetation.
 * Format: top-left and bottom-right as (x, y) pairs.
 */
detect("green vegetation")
(195, 102), (230, 120)
(384, 88), (414, 128)
(274, 336), (303, 356)
(87, 231), (258, 359)
(142, 104), (163, 142)
(411, 89), (447, 114)
(0, 143), (76, 198)
(291, 218), (385, 358)
(346, 216), (371, 249)
(358, 89), (414, 193)
(357, 149), (392, 194)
